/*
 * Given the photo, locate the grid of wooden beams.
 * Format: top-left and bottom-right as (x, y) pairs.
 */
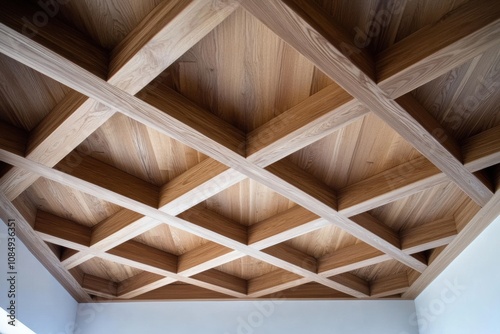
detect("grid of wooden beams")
(0, 0), (499, 302)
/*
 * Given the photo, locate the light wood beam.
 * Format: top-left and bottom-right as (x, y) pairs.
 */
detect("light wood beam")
(82, 274), (118, 299)
(241, 0), (493, 207)
(56, 155), (160, 208)
(36, 212), (248, 298)
(319, 243), (388, 277)
(0, 0), (108, 78)
(370, 272), (410, 298)
(0, 0), (237, 201)
(0, 193), (91, 302)
(463, 125), (500, 172)
(34, 211), (91, 250)
(91, 209), (161, 250)
(248, 270), (306, 297)
(338, 156), (444, 217)
(192, 269), (247, 295)
(129, 284), (234, 300)
(404, 179), (500, 299)
(339, 125), (500, 216)
(248, 206), (327, 248)
(159, 158), (245, 213)
(178, 206), (247, 244)
(247, 83), (367, 166)
(400, 217), (458, 254)
(118, 273), (175, 299)
(262, 282), (351, 299)
(377, 0), (500, 98)
(330, 273), (370, 297)
(0, 22), (429, 275)
(109, 0), (239, 93)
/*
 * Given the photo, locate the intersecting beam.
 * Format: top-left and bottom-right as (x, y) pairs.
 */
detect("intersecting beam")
(0, 0), (108, 78)
(400, 217), (457, 254)
(0, 22), (428, 275)
(0, 193), (91, 302)
(377, 0), (500, 98)
(404, 176), (500, 298)
(82, 274), (118, 299)
(0, 0), (238, 201)
(339, 125), (500, 216)
(241, 0), (493, 206)
(34, 211), (248, 298)
(1, 13), (498, 300)
(370, 272), (410, 298)
(1, 120), (496, 298)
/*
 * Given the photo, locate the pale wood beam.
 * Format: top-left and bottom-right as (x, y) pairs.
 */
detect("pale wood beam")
(262, 282), (351, 299)
(404, 178), (500, 299)
(35, 211), (248, 298)
(463, 125), (500, 172)
(82, 274), (118, 299)
(118, 273), (175, 299)
(247, 83), (367, 166)
(0, 193), (91, 302)
(109, 0), (240, 93)
(339, 125), (500, 216)
(377, 0), (500, 98)
(35, 211), (91, 250)
(0, 22), (428, 275)
(330, 273), (370, 297)
(318, 243), (387, 277)
(57, 155), (160, 208)
(248, 205), (327, 248)
(248, 270), (306, 297)
(241, 0), (493, 207)
(0, 0), (108, 78)
(129, 284), (234, 300)
(0, 0), (238, 201)
(370, 272), (410, 298)
(400, 217), (458, 254)
(159, 158), (246, 213)
(338, 157), (444, 217)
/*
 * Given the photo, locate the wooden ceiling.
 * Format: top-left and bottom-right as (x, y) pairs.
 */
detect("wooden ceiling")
(0, 0), (499, 302)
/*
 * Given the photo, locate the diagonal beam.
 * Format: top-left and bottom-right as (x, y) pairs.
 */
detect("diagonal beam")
(339, 125), (500, 216)
(0, 129), (422, 297)
(0, 0), (238, 201)
(34, 211), (248, 298)
(404, 176), (500, 298)
(370, 272), (410, 298)
(377, 0), (500, 98)
(241, 0), (493, 206)
(0, 22), (429, 274)
(0, 193), (91, 302)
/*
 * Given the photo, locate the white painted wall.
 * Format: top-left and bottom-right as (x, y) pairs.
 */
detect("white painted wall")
(0, 220), (78, 334)
(74, 300), (418, 334)
(414, 215), (500, 334)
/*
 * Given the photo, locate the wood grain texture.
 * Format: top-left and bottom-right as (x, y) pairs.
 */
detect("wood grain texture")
(404, 181), (500, 298)
(0, 20), (438, 275)
(247, 83), (367, 166)
(377, 0), (500, 98)
(1, 0), (498, 303)
(82, 274), (118, 299)
(0, 193), (91, 302)
(0, 0), (108, 78)
(370, 272), (409, 298)
(0, 0), (235, 201)
(400, 217), (457, 254)
(110, 0), (239, 93)
(242, 0), (493, 206)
